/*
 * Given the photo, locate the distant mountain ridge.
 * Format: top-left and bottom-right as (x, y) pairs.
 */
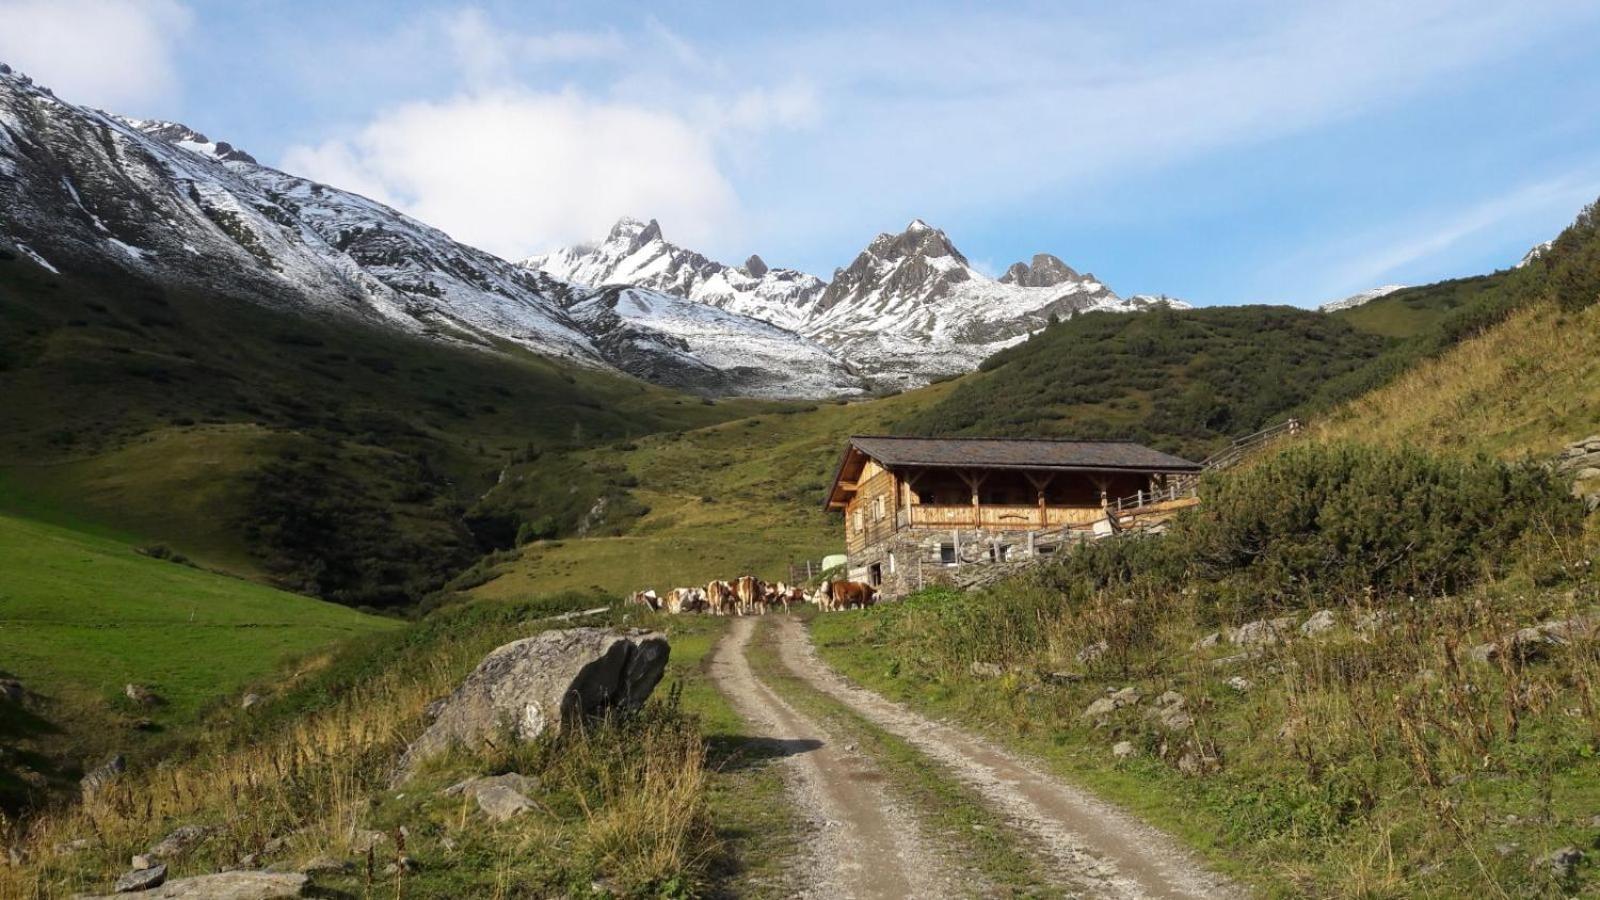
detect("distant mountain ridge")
(528, 217), (1187, 385)
(0, 64), (862, 398)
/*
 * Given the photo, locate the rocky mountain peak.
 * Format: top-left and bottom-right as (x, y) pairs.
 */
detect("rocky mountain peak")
(114, 116), (258, 165)
(604, 216), (663, 252)
(743, 254), (769, 277)
(999, 253), (1081, 287)
(863, 219), (968, 266)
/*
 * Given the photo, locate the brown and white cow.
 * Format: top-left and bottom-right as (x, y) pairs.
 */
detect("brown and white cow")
(817, 579), (876, 611)
(629, 589), (661, 611)
(705, 579), (736, 616)
(665, 586), (706, 614)
(733, 575), (767, 616)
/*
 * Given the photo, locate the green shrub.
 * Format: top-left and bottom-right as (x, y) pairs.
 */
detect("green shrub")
(1170, 443), (1581, 612)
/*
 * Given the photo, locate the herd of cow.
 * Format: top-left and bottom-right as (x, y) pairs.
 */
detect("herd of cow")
(629, 575), (879, 615)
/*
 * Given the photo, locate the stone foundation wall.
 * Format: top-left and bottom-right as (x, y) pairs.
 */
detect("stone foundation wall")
(849, 527), (1092, 598)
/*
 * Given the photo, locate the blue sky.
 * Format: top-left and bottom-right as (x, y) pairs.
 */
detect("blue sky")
(5, 0), (1600, 306)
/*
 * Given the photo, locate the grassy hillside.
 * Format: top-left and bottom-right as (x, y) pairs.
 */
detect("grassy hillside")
(0, 255), (779, 604)
(1331, 274), (1508, 339)
(0, 509), (395, 809)
(463, 384), (958, 600)
(892, 305), (1390, 459)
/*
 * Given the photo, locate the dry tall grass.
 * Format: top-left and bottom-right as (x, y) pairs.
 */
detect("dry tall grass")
(1318, 299), (1600, 457)
(1, 610), (718, 899)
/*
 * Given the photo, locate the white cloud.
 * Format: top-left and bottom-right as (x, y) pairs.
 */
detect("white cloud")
(445, 9), (624, 88)
(282, 89), (738, 260)
(0, 0), (190, 108)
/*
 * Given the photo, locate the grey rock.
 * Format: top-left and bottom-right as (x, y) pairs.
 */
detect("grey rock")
(1155, 690), (1185, 709)
(968, 661), (1004, 678)
(148, 825), (209, 860)
(114, 864), (167, 892)
(79, 871), (309, 899)
(349, 829), (387, 854)
(1190, 632), (1221, 651)
(131, 854), (154, 870)
(1230, 617), (1295, 646)
(0, 678), (25, 703)
(1225, 676), (1253, 693)
(53, 838), (94, 855)
(80, 753), (126, 799)
(1074, 640), (1109, 665)
(395, 628), (669, 782)
(299, 856), (350, 875)
(124, 683), (161, 707)
(1081, 687), (1141, 720)
(1576, 467), (1600, 480)
(1354, 610), (1394, 633)
(1299, 609), (1337, 637)
(241, 693), (262, 710)
(382, 856), (418, 875)
(1494, 842), (1519, 858)
(1531, 846), (1583, 880)
(1111, 740), (1136, 760)
(445, 773), (540, 822)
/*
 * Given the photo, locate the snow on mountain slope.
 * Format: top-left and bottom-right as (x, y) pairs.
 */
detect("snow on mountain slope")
(0, 65), (602, 366)
(526, 218), (825, 330)
(1517, 240), (1554, 269)
(1319, 284), (1407, 312)
(569, 287), (865, 398)
(0, 64), (863, 397)
(530, 217), (1183, 386)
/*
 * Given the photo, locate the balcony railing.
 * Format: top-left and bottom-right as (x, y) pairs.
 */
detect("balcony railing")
(905, 504), (1105, 530)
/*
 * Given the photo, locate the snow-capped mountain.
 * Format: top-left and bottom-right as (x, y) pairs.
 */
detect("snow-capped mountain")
(0, 64), (859, 399)
(530, 218), (1182, 385)
(570, 287), (863, 398)
(1516, 240), (1554, 269)
(526, 218), (826, 331)
(1319, 284), (1407, 312)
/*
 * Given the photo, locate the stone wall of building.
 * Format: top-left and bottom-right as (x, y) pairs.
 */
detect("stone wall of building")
(848, 526), (1096, 598)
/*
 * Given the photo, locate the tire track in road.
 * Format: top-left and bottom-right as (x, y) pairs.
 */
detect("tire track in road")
(773, 616), (1245, 900)
(709, 617), (975, 899)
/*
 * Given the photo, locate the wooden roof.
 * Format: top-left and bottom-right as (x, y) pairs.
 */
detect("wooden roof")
(824, 435), (1201, 509)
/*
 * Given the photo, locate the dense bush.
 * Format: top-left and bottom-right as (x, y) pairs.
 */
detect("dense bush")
(1039, 443), (1583, 621)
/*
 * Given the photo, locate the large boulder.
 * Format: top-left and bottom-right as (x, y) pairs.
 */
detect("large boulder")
(78, 871), (308, 899)
(395, 628), (668, 781)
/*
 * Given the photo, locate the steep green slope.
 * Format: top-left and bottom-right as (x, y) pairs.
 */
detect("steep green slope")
(0, 255), (780, 604)
(0, 509), (396, 808)
(893, 305), (1389, 459)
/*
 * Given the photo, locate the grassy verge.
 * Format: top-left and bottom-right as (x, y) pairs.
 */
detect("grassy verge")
(811, 573), (1600, 898)
(0, 509), (396, 807)
(2, 596), (728, 898)
(743, 615), (1062, 896)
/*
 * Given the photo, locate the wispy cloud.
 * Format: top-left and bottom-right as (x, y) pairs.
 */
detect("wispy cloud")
(0, 0), (191, 109)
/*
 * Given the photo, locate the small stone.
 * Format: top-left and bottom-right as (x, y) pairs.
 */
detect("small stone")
(1467, 643), (1497, 664)
(131, 854), (154, 869)
(241, 693), (262, 710)
(1155, 691), (1185, 708)
(1230, 617), (1295, 646)
(237, 852), (260, 868)
(382, 856), (418, 876)
(1577, 467), (1600, 481)
(1531, 846), (1583, 880)
(439, 835), (458, 852)
(80, 753), (126, 799)
(300, 855), (351, 875)
(969, 661), (1004, 678)
(0, 678), (25, 703)
(1190, 632), (1221, 651)
(114, 863), (167, 892)
(124, 683), (161, 707)
(1225, 676), (1253, 693)
(349, 829), (387, 854)
(1112, 740), (1136, 760)
(1075, 640), (1109, 665)
(148, 825), (210, 860)
(78, 871), (309, 899)
(1446, 774), (1467, 786)
(54, 838), (94, 855)
(1494, 843), (1519, 858)
(1299, 609), (1337, 637)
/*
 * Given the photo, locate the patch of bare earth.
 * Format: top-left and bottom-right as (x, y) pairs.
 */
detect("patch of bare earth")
(709, 617), (976, 899)
(775, 616), (1245, 900)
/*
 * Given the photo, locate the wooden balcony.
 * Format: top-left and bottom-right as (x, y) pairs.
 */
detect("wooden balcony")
(904, 504), (1106, 530)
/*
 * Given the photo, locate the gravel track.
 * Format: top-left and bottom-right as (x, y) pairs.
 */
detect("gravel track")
(709, 617), (975, 899)
(772, 616), (1245, 900)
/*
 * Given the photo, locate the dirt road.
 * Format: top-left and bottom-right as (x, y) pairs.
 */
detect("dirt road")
(769, 616), (1243, 899)
(708, 617), (975, 899)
